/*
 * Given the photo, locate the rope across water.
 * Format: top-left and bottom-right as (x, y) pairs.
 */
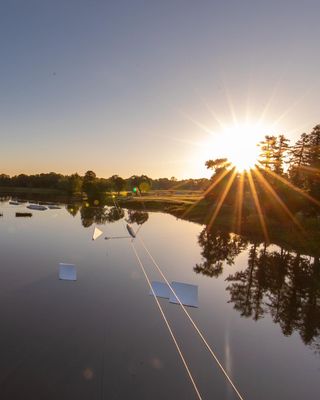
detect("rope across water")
(110, 195), (245, 399)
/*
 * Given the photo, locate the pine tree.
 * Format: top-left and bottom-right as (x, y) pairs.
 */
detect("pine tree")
(258, 135), (277, 171)
(305, 125), (320, 198)
(273, 135), (290, 176)
(288, 132), (309, 187)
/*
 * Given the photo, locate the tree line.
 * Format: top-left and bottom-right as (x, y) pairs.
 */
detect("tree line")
(0, 171), (209, 195)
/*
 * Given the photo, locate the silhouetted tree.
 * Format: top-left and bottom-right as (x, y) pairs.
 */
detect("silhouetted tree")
(288, 132), (309, 187)
(305, 125), (320, 200)
(205, 158), (231, 178)
(110, 175), (126, 195)
(194, 228), (247, 278)
(273, 135), (290, 176)
(258, 135), (277, 171)
(128, 175), (152, 194)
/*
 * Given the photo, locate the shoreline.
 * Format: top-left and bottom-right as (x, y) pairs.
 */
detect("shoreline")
(1, 188), (320, 257)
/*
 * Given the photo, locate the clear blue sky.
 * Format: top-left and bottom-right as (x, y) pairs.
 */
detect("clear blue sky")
(1, 0), (319, 178)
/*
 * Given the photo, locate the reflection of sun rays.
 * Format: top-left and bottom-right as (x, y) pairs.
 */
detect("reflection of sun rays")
(206, 169), (237, 231)
(246, 170), (269, 242)
(253, 168), (304, 232)
(234, 173), (244, 233)
(182, 169), (230, 218)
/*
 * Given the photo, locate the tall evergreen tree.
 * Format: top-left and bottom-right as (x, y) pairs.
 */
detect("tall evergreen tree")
(273, 135), (290, 176)
(305, 125), (320, 198)
(288, 132), (309, 187)
(258, 135), (277, 171)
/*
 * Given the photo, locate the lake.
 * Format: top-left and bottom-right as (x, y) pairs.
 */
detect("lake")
(0, 199), (319, 399)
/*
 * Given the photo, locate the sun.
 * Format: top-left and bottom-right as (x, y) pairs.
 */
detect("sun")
(213, 123), (270, 172)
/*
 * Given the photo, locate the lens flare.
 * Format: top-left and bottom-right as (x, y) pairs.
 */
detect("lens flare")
(218, 124), (264, 171)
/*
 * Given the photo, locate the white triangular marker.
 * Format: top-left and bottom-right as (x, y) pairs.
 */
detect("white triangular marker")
(92, 227), (103, 241)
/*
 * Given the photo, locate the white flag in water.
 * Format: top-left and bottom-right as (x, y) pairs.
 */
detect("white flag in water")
(92, 227), (103, 241)
(169, 282), (199, 308)
(59, 263), (77, 281)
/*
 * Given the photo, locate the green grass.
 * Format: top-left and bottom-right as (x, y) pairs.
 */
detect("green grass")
(111, 193), (320, 256)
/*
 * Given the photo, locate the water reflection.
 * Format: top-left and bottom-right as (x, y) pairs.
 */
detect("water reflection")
(126, 210), (149, 226)
(227, 246), (320, 349)
(1, 197), (319, 398)
(195, 226), (320, 351)
(80, 205), (125, 227)
(69, 201), (149, 229)
(66, 203), (81, 217)
(194, 228), (248, 277)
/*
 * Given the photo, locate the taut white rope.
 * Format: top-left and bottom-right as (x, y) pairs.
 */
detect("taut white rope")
(130, 242), (203, 400)
(111, 195), (244, 399)
(139, 236), (245, 400)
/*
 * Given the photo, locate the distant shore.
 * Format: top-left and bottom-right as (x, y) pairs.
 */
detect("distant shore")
(2, 187), (320, 256)
(0, 186), (83, 202)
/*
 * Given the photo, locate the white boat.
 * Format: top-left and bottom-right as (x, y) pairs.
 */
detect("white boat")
(9, 201), (20, 205)
(27, 204), (48, 211)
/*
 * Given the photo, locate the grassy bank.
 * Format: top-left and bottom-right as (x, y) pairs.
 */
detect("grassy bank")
(112, 192), (320, 256)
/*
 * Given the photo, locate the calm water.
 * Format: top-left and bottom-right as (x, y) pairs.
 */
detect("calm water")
(0, 200), (319, 399)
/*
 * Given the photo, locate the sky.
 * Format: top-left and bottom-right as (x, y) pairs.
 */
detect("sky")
(1, 0), (319, 179)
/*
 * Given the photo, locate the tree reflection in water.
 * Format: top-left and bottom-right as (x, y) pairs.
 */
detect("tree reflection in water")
(80, 205), (125, 227)
(79, 205), (149, 231)
(195, 227), (320, 350)
(127, 210), (149, 226)
(194, 228), (248, 277)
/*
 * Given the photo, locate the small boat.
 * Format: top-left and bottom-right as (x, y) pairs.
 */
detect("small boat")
(27, 204), (48, 211)
(9, 201), (20, 205)
(16, 212), (32, 217)
(48, 205), (61, 210)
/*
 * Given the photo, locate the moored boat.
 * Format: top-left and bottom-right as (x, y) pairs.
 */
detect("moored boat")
(27, 204), (48, 211)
